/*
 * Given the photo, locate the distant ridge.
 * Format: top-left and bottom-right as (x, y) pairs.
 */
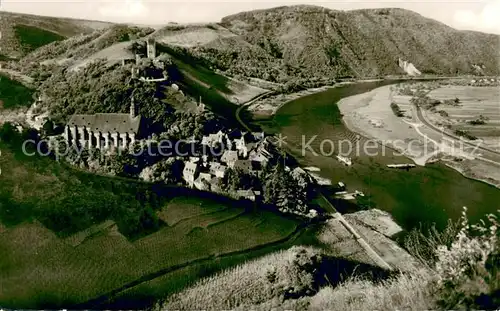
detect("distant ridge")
(4, 5), (500, 82)
(146, 5), (498, 81)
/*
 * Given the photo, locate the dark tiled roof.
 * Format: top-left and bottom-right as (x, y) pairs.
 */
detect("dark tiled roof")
(234, 159), (253, 172)
(68, 113), (142, 134)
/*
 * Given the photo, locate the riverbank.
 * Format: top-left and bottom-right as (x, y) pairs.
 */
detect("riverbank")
(248, 80), (382, 117)
(267, 80), (500, 230)
(336, 84), (437, 166)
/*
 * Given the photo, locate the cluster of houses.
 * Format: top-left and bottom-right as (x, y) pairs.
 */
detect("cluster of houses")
(182, 129), (273, 201)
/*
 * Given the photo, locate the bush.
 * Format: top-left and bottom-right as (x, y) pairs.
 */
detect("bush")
(454, 129), (477, 140)
(468, 115), (489, 126)
(434, 207), (499, 309)
(438, 110), (449, 117)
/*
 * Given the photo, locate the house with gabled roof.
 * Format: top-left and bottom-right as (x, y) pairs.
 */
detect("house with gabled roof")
(209, 162), (227, 178)
(182, 162), (199, 187)
(249, 148), (271, 167)
(221, 150), (239, 168)
(201, 130), (225, 148)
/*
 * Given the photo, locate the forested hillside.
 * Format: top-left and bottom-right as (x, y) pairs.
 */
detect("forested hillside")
(152, 5), (499, 82)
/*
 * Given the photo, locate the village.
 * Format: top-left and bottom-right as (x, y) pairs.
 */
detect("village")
(21, 39), (314, 215)
(179, 128), (272, 201)
(9, 37), (371, 217)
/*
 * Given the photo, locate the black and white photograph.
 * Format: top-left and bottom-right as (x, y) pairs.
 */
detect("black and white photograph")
(0, 0), (499, 310)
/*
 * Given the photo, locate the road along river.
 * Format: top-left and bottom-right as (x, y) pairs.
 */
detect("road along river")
(252, 81), (500, 231)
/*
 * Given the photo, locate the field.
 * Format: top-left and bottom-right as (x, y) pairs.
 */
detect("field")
(337, 84), (437, 165)
(258, 81), (500, 231)
(14, 24), (66, 54)
(0, 137), (299, 309)
(0, 73), (34, 109)
(426, 86), (500, 151)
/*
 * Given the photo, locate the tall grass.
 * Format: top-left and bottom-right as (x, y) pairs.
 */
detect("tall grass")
(160, 246), (321, 310)
(309, 269), (435, 311)
(161, 208), (499, 310)
(403, 218), (461, 264)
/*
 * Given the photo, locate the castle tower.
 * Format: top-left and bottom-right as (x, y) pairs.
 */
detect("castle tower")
(130, 95), (136, 118)
(197, 96), (205, 114)
(147, 38), (156, 59)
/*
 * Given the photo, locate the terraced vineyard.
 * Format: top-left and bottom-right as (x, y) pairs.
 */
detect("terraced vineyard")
(0, 139), (300, 309)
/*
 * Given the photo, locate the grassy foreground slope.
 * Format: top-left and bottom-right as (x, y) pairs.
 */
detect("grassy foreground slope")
(0, 128), (299, 309)
(161, 208), (499, 311)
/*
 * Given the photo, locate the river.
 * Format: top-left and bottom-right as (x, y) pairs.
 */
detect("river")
(252, 80), (500, 231)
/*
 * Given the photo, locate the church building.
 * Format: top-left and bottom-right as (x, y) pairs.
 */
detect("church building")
(63, 97), (144, 150)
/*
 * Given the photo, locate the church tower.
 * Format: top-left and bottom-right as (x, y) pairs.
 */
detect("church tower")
(130, 95), (136, 118)
(147, 38), (156, 59)
(197, 96), (205, 114)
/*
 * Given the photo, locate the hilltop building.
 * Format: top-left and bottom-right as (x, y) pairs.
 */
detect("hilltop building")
(63, 97), (144, 150)
(147, 38), (156, 59)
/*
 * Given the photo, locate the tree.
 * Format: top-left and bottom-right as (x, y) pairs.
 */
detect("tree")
(42, 119), (55, 136)
(0, 122), (18, 143)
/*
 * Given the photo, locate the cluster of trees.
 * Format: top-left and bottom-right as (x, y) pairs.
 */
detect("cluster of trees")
(442, 97), (460, 106)
(390, 102), (404, 117)
(454, 129), (477, 140)
(261, 163), (314, 214)
(138, 158), (183, 184)
(438, 110), (449, 117)
(467, 115), (488, 125)
(410, 95), (442, 110)
(221, 167), (261, 193)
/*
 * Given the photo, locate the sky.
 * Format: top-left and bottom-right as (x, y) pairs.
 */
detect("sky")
(2, 0), (500, 34)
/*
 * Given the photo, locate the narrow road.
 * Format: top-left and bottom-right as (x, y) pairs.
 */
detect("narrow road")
(415, 104), (500, 165)
(236, 88), (394, 271)
(316, 194), (393, 271)
(235, 91), (274, 132)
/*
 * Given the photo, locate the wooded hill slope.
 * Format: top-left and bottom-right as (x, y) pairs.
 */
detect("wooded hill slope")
(154, 5), (499, 81)
(6, 5), (499, 82)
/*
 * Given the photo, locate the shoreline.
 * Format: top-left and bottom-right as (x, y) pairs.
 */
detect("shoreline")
(335, 84), (500, 189)
(248, 79), (383, 117)
(251, 78), (500, 190)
